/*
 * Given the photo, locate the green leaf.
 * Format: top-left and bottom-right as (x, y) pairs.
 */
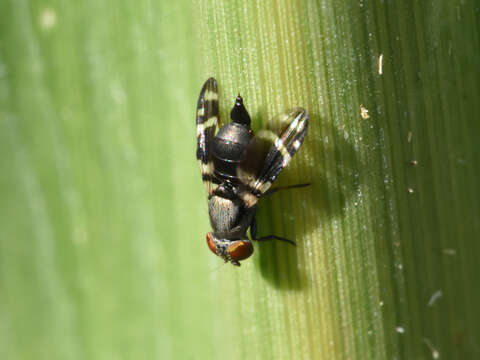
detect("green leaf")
(1, 0), (479, 359)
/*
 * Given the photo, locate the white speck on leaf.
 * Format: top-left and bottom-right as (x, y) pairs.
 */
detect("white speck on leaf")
(423, 338), (440, 359)
(40, 8), (57, 30)
(442, 248), (456, 256)
(360, 105), (370, 119)
(378, 54), (383, 74)
(428, 290), (443, 306)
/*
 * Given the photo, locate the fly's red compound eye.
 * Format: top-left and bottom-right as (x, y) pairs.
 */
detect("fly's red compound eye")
(206, 233), (217, 254)
(227, 241), (254, 261)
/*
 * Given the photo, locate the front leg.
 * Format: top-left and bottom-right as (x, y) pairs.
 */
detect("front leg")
(249, 216), (296, 246)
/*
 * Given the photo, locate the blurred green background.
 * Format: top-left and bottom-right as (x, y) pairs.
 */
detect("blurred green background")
(1, 0), (479, 359)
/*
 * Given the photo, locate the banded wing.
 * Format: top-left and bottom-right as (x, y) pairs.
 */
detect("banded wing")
(237, 107), (309, 207)
(196, 77), (221, 195)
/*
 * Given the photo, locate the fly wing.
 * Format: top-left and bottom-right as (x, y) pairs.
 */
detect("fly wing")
(196, 77), (221, 195)
(237, 108), (309, 207)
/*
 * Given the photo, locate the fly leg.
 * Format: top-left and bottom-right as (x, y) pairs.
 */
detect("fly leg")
(263, 183), (310, 197)
(249, 216), (296, 246)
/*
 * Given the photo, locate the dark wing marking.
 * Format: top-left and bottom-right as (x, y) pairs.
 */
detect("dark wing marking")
(236, 131), (272, 189)
(196, 77), (220, 195)
(237, 107), (309, 207)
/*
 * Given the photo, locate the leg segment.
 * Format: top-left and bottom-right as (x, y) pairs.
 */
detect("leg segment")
(250, 216), (296, 246)
(263, 183), (310, 197)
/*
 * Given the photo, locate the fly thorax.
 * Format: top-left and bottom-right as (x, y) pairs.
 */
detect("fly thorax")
(208, 195), (242, 233)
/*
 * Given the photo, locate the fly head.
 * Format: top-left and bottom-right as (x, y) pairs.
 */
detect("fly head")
(206, 232), (254, 266)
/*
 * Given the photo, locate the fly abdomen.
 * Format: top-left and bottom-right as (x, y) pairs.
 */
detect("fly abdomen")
(212, 123), (252, 182)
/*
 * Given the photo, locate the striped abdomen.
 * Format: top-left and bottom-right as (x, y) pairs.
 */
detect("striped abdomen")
(212, 123), (252, 183)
